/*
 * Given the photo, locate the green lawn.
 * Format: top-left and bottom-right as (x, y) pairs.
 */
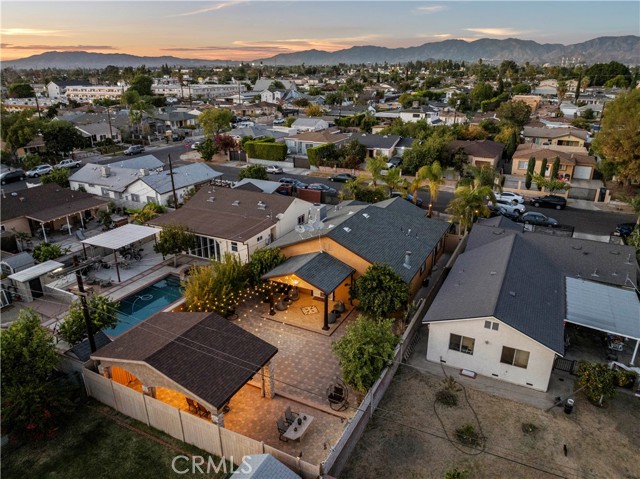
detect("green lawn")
(2, 401), (230, 479)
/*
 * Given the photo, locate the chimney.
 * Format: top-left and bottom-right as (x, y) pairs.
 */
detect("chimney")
(403, 251), (412, 269)
(412, 100), (419, 108)
(139, 168), (149, 176)
(101, 166), (111, 177)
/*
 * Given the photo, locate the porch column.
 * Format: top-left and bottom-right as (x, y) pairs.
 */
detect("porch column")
(79, 212), (85, 229)
(113, 250), (121, 282)
(41, 223), (48, 243)
(66, 216), (72, 235)
(632, 339), (639, 366)
(211, 411), (225, 428)
(261, 361), (275, 399)
(322, 293), (329, 331)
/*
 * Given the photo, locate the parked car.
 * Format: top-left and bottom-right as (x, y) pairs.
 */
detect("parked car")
(273, 118), (285, 125)
(493, 198), (526, 215)
(26, 164), (53, 178)
(191, 141), (201, 150)
(55, 158), (82, 169)
(308, 183), (337, 194)
(487, 204), (520, 220)
(615, 223), (637, 238)
(529, 195), (567, 210)
(279, 177), (307, 191)
(123, 145), (145, 155)
(266, 165), (284, 174)
(517, 212), (558, 227)
(494, 191), (524, 204)
(0, 169), (26, 185)
(292, 180), (308, 190)
(279, 177), (298, 185)
(391, 192), (424, 207)
(329, 173), (356, 183)
(386, 157), (402, 169)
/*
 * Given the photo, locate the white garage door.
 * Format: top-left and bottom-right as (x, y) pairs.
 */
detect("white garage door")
(573, 166), (592, 180)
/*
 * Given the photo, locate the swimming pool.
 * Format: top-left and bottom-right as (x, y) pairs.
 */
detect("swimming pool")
(107, 275), (183, 336)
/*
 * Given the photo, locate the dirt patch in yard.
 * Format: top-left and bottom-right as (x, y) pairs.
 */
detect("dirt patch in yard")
(342, 367), (640, 479)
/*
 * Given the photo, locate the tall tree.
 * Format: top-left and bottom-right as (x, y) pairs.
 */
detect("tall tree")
(525, 156), (536, 189)
(128, 74), (153, 97)
(446, 184), (495, 233)
(58, 295), (120, 346)
(352, 263), (409, 318)
(41, 121), (83, 157)
(365, 155), (387, 187)
(592, 89), (640, 183)
(197, 108), (234, 139)
(8, 83), (35, 98)
(496, 100), (532, 129)
(153, 224), (197, 267)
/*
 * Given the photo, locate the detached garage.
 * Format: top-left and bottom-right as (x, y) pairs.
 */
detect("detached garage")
(8, 260), (64, 302)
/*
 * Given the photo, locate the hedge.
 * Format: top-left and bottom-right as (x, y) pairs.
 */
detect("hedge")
(244, 139), (287, 161)
(307, 143), (338, 167)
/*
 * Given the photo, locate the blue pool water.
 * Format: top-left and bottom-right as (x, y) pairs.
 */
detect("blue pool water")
(107, 275), (183, 337)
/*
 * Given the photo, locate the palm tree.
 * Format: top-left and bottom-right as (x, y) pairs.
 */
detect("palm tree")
(339, 176), (368, 201)
(383, 167), (407, 197)
(416, 161), (444, 217)
(446, 184), (495, 234)
(365, 155), (387, 187)
(465, 164), (502, 192)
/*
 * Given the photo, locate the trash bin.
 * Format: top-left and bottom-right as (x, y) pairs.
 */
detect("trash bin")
(564, 398), (574, 414)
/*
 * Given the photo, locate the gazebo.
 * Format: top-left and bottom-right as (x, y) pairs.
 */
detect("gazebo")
(81, 224), (160, 282)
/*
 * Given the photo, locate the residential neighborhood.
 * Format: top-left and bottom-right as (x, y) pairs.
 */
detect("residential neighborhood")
(1, 4), (639, 479)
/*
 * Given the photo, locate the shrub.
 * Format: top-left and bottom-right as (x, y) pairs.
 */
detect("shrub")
(577, 360), (619, 405)
(32, 243), (64, 262)
(445, 468), (470, 479)
(352, 263), (409, 317)
(244, 139), (287, 161)
(525, 156), (535, 190)
(436, 389), (458, 406)
(238, 164), (269, 181)
(455, 424), (482, 446)
(521, 422), (539, 434)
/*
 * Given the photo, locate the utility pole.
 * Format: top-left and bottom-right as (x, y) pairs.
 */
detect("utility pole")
(73, 256), (96, 353)
(34, 94), (42, 119)
(168, 154), (179, 209)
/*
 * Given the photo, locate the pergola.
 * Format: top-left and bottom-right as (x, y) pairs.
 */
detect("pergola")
(564, 277), (640, 365)
(81, 224), (160, 282)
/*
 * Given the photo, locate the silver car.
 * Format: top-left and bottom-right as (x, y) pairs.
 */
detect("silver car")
(26, 164), (53, 177)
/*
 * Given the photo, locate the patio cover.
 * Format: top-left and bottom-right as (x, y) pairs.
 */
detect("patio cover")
(82, 224), (160, 250)
(565, 277), (640, 340)
(262, 252), (354, 294)
(8, 260), (64, 283)
(92, 312), (278, 410)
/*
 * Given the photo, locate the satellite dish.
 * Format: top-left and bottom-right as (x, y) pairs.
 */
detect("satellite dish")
(295, 225), (306, 233)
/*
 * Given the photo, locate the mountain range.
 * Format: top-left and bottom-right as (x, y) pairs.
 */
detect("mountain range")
(2, 36), (638, 69)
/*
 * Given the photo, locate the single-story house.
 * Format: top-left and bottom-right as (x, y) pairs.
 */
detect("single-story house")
(149, 186), (315, 263)
(352, 133), (401, 158)
(399, 104), (440, 124)
(0, 183), (109, 241)
(233, 179), (286, 194)
(511, 144), (596, 180)
(228, 125), (288, 143)
(154, 111), (199, 133)
(75, 122), (122, 146)
(70, 162), (222, 208)
(290, 118), (329, 132)
(423, 221), (639, 391)
(110, 155), (164, 172)
(285, 129), (351, 156)
(448, 140), (505, 169)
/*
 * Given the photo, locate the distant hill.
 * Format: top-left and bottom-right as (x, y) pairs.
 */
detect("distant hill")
(1, 51), (240, 70)
(2, 36), (638, 69)
(256, 36), (640, 66)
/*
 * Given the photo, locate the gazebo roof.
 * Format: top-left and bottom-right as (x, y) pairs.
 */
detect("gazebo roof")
(82, 224), (160, 250)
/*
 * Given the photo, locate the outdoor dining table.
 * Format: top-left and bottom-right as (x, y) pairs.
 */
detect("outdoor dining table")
(283, 413), (314, 441)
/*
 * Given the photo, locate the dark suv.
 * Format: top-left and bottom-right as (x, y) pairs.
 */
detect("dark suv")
(529, 195), (567, 210)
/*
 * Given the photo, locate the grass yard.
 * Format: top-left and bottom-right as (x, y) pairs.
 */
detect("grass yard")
(2, 401), (230, 479)
(342, 367), (640, 479)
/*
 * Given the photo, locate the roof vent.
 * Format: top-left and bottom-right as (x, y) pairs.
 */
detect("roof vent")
(609, 250), (620, 255)
(206, 197), (215, 203)
(232, 200), (240, 206)
(343, 227), (351, 233)
(257, 201), (266, 210)
(362, 213), (370, 219)
(101, 165), (111, 177)
(591, 268), (599, 277)
(509, 291), (516, 297)
(403, 251), (412, 269)
(406, 228), (412, 236)
(139, 168), (149, 176)
(490, 271), (497, 275)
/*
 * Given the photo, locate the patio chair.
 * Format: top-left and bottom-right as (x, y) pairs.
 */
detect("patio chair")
(284, 405), (298, 426)
(196, 402), (210, 419)
(334, 300), (345, 313)
(327, 379), (349, 412)
(185, 397), (198, 413)
(277, 417), (288, 442)
(76, 229), (86, 241)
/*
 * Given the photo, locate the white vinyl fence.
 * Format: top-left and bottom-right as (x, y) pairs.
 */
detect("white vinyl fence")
(82, 369), (321, 478)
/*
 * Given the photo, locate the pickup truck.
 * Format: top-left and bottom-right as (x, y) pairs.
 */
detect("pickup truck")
(55, 158), (82, 169)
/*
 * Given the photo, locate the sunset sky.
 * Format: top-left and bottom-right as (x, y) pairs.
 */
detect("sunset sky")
(2, 1), (639, 62)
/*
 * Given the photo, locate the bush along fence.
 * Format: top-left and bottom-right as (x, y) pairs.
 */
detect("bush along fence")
(81, 369), (320, 479)
(243, 139), (287, 161)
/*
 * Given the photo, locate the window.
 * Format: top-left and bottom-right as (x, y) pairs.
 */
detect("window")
(130, 193), (140, 203)
(256, 235), (263, 242)
(101, 188), (110, 198)
(297, 214), (305, 225)
(0, 225), (5, 232)
(484, 321), (499, 331)
(146, 196), (156, 204)
(88, 183), (95, 188)
(412, 113), (420, 118)
(518, 161), (528, 170)
(449, 334), (475, 355)
(500, 346), (530, 368)
(231, 242), (238, 252)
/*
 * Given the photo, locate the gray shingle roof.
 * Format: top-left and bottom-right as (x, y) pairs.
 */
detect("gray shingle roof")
(231, 454), (300, 479)
(424, 233), (566, 354)
(262, 252), (354, 293)
(70, 163), (141, 192)
(140, 163), (222, 194)
(523, 126), (589, 141)
(112, 155), (164, 171)
(0, 252), (35, 272)
(353, 133), (401, 149)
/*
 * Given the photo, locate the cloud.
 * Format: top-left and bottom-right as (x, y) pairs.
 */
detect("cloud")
(1, 43), (117, 51)
(416, 5), (447, 14)
(466, 28), (529, 36)
(161, 45), (291, 54)
(172, 1), (246, 17)
(1, 28), (67, 36)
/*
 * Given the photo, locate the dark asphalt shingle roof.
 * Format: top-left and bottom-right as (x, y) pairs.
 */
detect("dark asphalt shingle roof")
(231, 454), (300, 479)
(262, 252), (355, 294)
(352, 133), (401, 149)
(92, 312), (277, 410)
(65, 331), (112, 362)
(424, 233), (566, 354)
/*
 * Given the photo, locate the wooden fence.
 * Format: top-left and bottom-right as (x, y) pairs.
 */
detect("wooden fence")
(81, 369), (320, 478)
